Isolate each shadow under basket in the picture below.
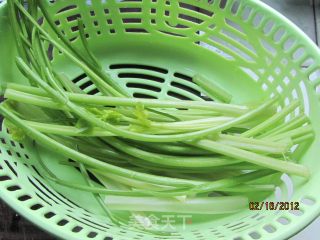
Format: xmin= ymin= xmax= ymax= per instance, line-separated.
xmin=0 ymin=0 xmax=320 ymax=240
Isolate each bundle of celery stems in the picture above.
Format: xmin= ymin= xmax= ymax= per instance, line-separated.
xmin=0 ymin=0 xmax=314 ymax=233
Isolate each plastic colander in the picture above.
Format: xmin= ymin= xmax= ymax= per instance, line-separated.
xmin=0 ymin=0 xmax=320 ymax=239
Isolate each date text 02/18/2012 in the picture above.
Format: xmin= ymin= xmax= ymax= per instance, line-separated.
xmin=249 ymin=202 xmax=300 ymax=211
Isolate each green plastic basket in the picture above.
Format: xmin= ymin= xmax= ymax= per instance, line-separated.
xmin=0 ymin=0 xmax=320 ymax=239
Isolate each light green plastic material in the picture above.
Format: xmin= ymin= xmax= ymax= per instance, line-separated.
xmin=0 ymin=0 xmax=320 ymax=239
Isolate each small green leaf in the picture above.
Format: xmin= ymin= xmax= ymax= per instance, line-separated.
xmin=88 ymin=108 xmax=122 ymax=124
xmin=134 ymin=103 xmax=151 ymax=127
xmin=5 ymin=120 xmax=26 ymax=141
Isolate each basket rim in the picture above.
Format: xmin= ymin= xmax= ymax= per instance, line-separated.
xmin=0 ymin=2 xmax=82 ymax=239
xmin=248 ymin=2 xmax=320 ymax=238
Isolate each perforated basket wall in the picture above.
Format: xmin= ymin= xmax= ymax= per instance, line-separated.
xmin=1 ymin=0 xmax=320 ymax=239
